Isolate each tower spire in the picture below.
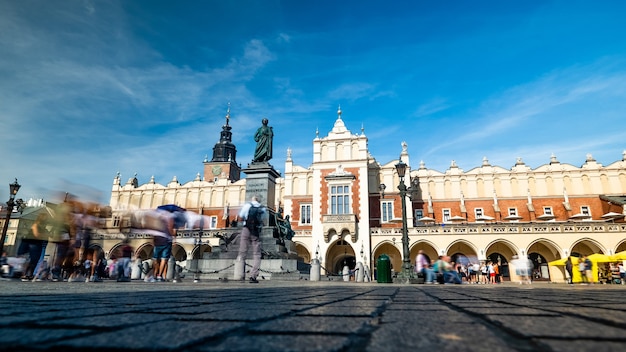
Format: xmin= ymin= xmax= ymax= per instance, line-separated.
xmin=225 ymin=102 xmax=231 ymax=126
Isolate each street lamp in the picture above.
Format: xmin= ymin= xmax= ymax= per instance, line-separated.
xmin=394 ymin=160 xmax=415 ymax=283
xmin=0 ymin=179 xmax=21 ymax=255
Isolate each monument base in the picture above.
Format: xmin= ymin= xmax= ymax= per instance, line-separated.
xmin=188 ymin=258 xmax=309 ymax=281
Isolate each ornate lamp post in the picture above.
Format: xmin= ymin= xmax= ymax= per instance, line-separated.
xmin=394 ymin=160 xmax=416 ymax=283
xmin=0 ymin=179 xmax=21 ymax=255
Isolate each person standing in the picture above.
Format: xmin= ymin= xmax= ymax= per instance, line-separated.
xmin=472 ymin=262 xmax=480 ymax=284
xmin=237 ymin=196 xmax=265 ymax=283
xmin=493 ymin=262 xmax=501 ymax=284
xmin=480 ymin=262 xmax=488 ymax=284
xmin=584 ymin=255 xmax=594 ymax=284
xmin=565 ymin=257 xmax=573 ymax=284
xmin=488 ymin=261 xmax=496 ymax=284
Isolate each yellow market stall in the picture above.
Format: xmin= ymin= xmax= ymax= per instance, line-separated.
xmin=548 ymin=254 xmax=613 ymax=283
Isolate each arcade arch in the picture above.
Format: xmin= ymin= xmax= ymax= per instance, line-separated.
xmin=372 ymin=241 xmax=401 ymax=276
xmin=191 ymin=244 xmax=212 ymax=260
xmin=326 ymin=239 xmax=356 ymax=275
xmin=136 ymin=243 xmax=154 ymax=261
xmin=526 ymin=239 xmax=562 ymax=281
xmin=409 ymin=240 xmax=438 ymax=266
xmin=484 ymin=240 xmax=517 ymax=280
xmin=571 ymin=238 xmax=607 ymax=257
xmin=294 ymin=242 xmax=311 ymax=263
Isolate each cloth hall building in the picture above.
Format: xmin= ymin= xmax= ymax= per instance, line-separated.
xmin=103 ymin=108 xmax=626 ymax=283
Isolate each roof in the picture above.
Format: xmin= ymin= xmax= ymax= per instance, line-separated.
xmin=599 ymin=195 xmax=626 ymax=205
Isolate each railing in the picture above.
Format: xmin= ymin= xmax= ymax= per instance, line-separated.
xmin=370 ymin=222 xmax=626 ymax=236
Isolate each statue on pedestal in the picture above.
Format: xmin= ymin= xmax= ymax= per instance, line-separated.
xmin=253 ymin=118 xmax=273 ymax=163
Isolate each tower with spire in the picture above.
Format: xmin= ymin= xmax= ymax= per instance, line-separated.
xmin=204 ymin=104 xmax=241 ymax=182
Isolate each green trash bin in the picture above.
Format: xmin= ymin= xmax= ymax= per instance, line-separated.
xmin=376 ymin=254 xmax=392 ymax=283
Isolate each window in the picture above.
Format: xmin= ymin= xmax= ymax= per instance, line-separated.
xmin=415 ymin=209 xmax=424 ymax=220
xmin=330 ymin=185 xmax=350 ymax=214
xmin=581 ymin=206 xmax=590 ymax=216
xmin=300 ymin=204 xmax=312 ymax=224
xmin=113 ymin=216 xmax=121 ymax=227
xmin=474 ymin=208 xmax=484 ymax=218
xmin=210 ymin=216 xmax=218 ymax=229
xmin=508 ymin=208 xmax=518 ymax=217
xmin=543 ymin=207 xmax=553 ymax=216
xmin=381 ymin=201 xmax=393 ymax=222
xmin=442 ymin=209 xmax=451 ymax=222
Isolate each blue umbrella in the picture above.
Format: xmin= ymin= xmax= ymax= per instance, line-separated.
xmin=157 ymin=204 xmax=187 ymax=228
xmin=157 ymin=204 xmax=186 ymax=213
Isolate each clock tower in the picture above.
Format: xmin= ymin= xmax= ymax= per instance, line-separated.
xmin=203 ymin=105 xmax=241 ymax=182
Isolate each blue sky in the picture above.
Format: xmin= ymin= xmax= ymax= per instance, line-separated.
xmin=2 ymin=1 xmax=626 ymax=205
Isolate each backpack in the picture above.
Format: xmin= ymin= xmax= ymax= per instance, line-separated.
xmin=245 ymin=204 xmax=264 ymax=236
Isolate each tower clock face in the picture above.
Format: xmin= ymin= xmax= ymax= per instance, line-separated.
xmin=212 ymin=165 xmax=222 ymax=176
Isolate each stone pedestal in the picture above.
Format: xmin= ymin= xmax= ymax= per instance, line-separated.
xmin=242 ymin=162 xmax=280 ymax=211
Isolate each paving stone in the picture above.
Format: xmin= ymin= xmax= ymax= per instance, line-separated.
xmin=366 ymin=311 xmax=514 ymax=352
xmin=200 ymin=334 xmax=352 ymax=352
xmin=460 ymin=307 xmax=560 ymax=316
xmin=297 ymin=306 xmax=379 ymax=317
xmin=49 ymin=320 xmax=244 ymax=350
xmin=538 ymin=338 xmax=626 ymax=352
xmin=251 ymin=316 xmax=371 ymax=334
xmin=541 ymin=306 xmax=626 ymax=325
xmin=486 ymin=315 xmax=626 ymax=338
xmin=188 ymin=307 xmax=295 ymax=321
xmin=40 ymin=312 xmax=170 ymax=328
xmin=0 ymin=327 xmax=92 ymax=347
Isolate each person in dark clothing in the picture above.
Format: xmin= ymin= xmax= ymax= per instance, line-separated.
xmin=565 ymin=257 xmax=573 ymax=284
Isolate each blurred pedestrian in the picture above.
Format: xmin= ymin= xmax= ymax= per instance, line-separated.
xmin=116 ymin=239 xmax=133 ymax=282
xmin=19 ymin=213 xmax=49 ymax=281
xmin=414 ymin=250 xmax=433 ymax=283
xmin=565 ymin=257 xmax=573 ymax=284
xmin=487 ymin=261 xmax=495 ymax=284
xmin=472 ymin=262 xmax=480 ymax=284
xmin=480 ymin=262 xmax=488 ymax=284
xmin=237 ymin=195 xmax=265 ymax=283
xmin=584 ymin=255 xmax=594 ymax=284
xmin=50 ymin=202 xmax=74 ymax=281
xmin=578 ymin=257 xmax=588 ymax=284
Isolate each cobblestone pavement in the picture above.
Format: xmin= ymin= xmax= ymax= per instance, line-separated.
xmin=1 ymin=279 xmax=625 ymax=351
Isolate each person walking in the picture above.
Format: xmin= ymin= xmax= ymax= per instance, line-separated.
xmin=19 ymin=212 xmax=49 ymax=281
xmin=414 ymin=250 xmax=433 ymax=283
xmin=237 ymin=196 xmax=265 ymax=283
xmin=578 ymin=257 xmax=588 ymax=284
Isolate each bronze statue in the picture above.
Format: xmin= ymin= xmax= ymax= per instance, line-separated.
xmin=253 ymin=118 xmax=273 ymax=162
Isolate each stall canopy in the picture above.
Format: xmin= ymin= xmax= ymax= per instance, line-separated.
xmin=548 ymin=254 xmax=614 ymax=284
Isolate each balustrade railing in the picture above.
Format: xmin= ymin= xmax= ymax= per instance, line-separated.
xmin=370 ymin=222 xmax=626 ymax=236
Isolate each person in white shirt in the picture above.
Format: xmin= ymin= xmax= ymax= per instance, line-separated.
xmin=414 ymin=250 xmax=434 ymax=283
